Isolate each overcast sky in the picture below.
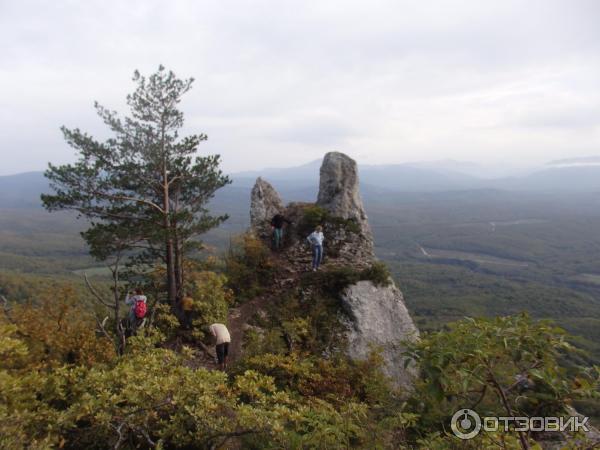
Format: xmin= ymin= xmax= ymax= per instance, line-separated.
xmin=1 ymin=0 xmax=599 ymax=175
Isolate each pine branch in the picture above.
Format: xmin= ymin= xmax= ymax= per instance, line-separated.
xmin=84 ymin=273 xmax=114 ymax=308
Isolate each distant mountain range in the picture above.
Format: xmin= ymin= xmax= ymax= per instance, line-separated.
xmin=2 ymin=158 xmax=600 ymax=210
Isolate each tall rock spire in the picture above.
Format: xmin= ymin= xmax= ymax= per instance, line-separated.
xmin=316 ymin=151 xmax=372 ymax=239
xmin=314 ymin=151 xmax=375 ymax=264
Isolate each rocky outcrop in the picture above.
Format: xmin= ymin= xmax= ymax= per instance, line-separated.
xmin=315 ymin=152 xmax=375 ymax=265
xmin=250 ymin=177 xmax=284 ymax=239
xmin=341 ymin=281 xmax=419 ymax=388
xmin=249 ymin=152 xmax=418 ymax=389
xmin=317 ymin=151 xmax=372 ymax=240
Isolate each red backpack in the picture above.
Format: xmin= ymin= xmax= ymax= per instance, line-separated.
xmin=134 ymin=299 xmax=147 ymax=319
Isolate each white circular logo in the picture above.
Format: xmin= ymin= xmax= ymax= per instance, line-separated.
xmin=451 ymin=409 xmax=482 ymax=440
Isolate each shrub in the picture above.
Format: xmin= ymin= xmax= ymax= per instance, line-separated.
xmin=151 ymin=302 xmax=180 ymax=340
xmin=302 ymin=262 xmax=392 ymax=297
xmin=404 ymin=314 xmax=600 ymax=444
xmin=225 ymin=233 xmax=275 ymax=302
xmin=1 ymin=287 xmax=115 ymax=369
xmin=298 ymin=205 xmax=361 ymax=237
xmin=360 ymin=261 xmax=392 ymax=287
xmin=187 ymin=270 xmax=233 ymax=339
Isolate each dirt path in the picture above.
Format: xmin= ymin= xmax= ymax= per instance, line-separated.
xmin=227 ymin=295 xmax=269 ymax=363
xmin=225 ymin=250 xmax=308 ymax=364
xmin=180 ymin=248 xmax=309 ymax=369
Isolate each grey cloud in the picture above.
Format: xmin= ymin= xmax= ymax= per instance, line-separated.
xmin=1 ymin=0 xmax=600 ymax=174
xmin=513 ymin=106 xmax=600 ymax=129
xmin=268 ymin=113 xmax=357 ymax=146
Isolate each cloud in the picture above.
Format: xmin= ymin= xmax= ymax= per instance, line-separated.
xmin=1 ymin=0 xmax=600 ymax=174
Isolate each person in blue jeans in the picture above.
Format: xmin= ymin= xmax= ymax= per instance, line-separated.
xmin=307 ymin=225 xmax=325 ymax=271
xmin=270 ymin=213 xmax=292 ymax=250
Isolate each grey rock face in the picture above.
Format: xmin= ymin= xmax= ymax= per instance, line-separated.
xmin=317 ymin=152 xmax=372 ymax=239
xmin=341 ymin=280 xmax=419 ymax=390
xmin=250 ymin=177 xmax=284 ymax=238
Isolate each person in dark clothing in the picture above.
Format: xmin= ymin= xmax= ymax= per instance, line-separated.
xmin=270 ymin=213 xmax=292 ymax=249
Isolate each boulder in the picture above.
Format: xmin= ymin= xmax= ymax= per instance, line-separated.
xmin=341 ymin=280 xmax=419 ymax=390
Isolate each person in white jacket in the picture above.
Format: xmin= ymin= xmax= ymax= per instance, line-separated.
xmin=209 ymin=323 xmax=231 ymax=370
xmin=306 ymin=225 xmax=325 ymax=271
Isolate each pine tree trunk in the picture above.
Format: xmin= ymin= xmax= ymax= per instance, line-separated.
xmin=165 ymin=234 xmax=177 ymax=306
xmin=174 ymin=238 xmax=183 ymax=295
xmin=163 ymin=159 xmax=177 ymax=307
xmin=173 ymin=201 xmax=183 ymax=298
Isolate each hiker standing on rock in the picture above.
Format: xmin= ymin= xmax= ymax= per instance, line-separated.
xmin=307 ymin=225 xmax=325 ymax=271
xmin=209 ymin=323 xmax=231 ymax=370
xmin=270 ymin=213 xmax=292 ymax=250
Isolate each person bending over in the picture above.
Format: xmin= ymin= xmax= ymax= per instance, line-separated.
xmin=209 ymin=323 xmax=231 ymax=370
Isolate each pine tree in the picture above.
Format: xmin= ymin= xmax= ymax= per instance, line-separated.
xmin=42 ymin=66 xmax=231 ymax=307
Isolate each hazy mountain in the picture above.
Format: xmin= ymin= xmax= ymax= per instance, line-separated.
xmin=491 ymin=166 xmax=600 ymax=192
xmin=398 ymin=159 xmax=523 ymax=179
xmin=3 ymin=158 xmax=600 ymax=211
xmin=236 ymin=159 xmax=484 ymax=192
xmin=360 ymin=164 xmax=482 ymax=191
xmin=0 ymin=172 xmax=49 ymax=208
xmin=232 ymin=159 xmax=321 ymax=185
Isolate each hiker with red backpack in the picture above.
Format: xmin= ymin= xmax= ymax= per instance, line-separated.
xmin=125 ymin=288 xmax=147 ymax=333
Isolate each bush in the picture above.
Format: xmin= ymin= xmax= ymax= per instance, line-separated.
xmin=302 ymin=262 xmax=392 ymax=297
xmin=297 ymin=205 xmax=361 ymax=237
xmin=1 ymin=287 xmax=115 ymax=369
xmin=187 ymin=270 xmax=233 ymax=338
xmin=359 ymin=261 xmax=392 ymax=286
xmin=0 ymin=327 xmax=405 ymax=450
xmin=404 ymin=314 xmax=600 ymax=442
xmin=225 ymin=233 xmax=275 ymax=302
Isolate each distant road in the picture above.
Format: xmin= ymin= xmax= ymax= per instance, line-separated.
xmin=418 ymin=245 xmax=529 ymax=268
xmin=418 ymin=245 xmax=431 ymax=257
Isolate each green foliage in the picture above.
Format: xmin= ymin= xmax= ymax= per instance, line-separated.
xmin=239 ymin=351 xmax=393 ymax=405
xmin=225 ymin=233 xmax=275 ymax=302
xmin=0 ymin=326 xmax=409 ymax=450
xmin=404 ymin=314 xmax=600 ymax=444
xmin=1 ymin=287 xmax=115 ymax=369
xmin=298 ymin=205 xmax=328 ymax=235
xmin=301 ymin=262 xmax=391 ymax=297
xmin=2 ymin=281 xmax=598 ymax=448
xmin=298 ymin=204 xmax=361 ymax=237
xmin=236 ymin=351 xmax=415 ymax=449
xmin=359 ymin=261 xmax=392 ymax=286
xmin=187 ymin=270 xmax=233 ymax=339
xmin=151 ymin=302 xmax=180 ymax=340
